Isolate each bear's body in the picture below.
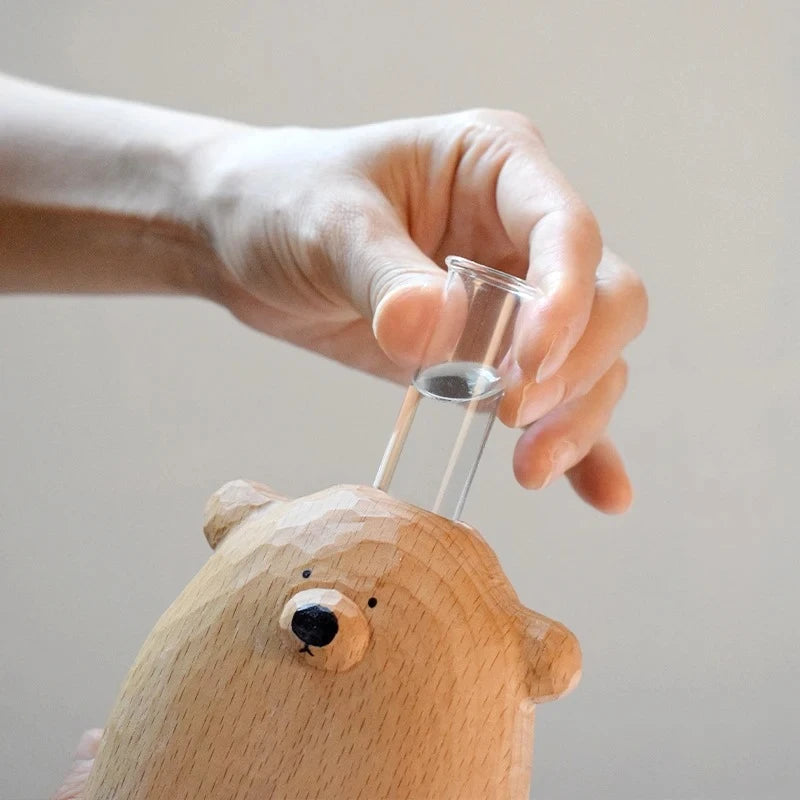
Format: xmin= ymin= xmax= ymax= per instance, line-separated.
xmin=84 ymin=482 xmax=580 ymax=800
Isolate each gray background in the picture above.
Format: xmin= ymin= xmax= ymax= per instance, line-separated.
xmin=1 ymin=1 xmax=797 ymax=798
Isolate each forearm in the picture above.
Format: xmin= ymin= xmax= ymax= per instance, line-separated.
xmin=0 ymin=74 xmax=225 ymax=295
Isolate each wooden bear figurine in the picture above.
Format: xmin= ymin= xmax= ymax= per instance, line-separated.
xmin=83 ymin=480 xmax=581 ymax=800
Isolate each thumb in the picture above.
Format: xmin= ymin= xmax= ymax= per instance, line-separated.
xmin=370 ymin=240 xmax=446 ymax=369
xmin=326 ymin=183 xmax=446 ymax=368
xmin=53 ymin=729 xmax=102 ymax=800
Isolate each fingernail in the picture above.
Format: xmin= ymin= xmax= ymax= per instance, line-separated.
xmin=536 ymin=326 xmax=571 ymax=383
xmin=541 ymin=440 xmax=577 ymax=488
xmin=515 ymin=376 xmax=567 ymax=428
xmin=372 ymin=279 xmax=442 ymax=368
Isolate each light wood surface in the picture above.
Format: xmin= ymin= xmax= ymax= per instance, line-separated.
xmin=83 ymin=481 xmax=581 ymax=800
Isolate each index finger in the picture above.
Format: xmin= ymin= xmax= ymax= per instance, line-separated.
xmin=494 ymin=125 xmax=602 ymax=382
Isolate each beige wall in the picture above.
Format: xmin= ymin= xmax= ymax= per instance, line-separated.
xmin=1 ymin=1 xmax=797 ymax=798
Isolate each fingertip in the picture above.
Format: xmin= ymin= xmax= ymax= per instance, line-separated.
xmin=592 ymin=474 xmax=633 ymax=515
xmin=512 ymin=424 xmax=553 ymax=489
xmin=512 ymin=432 xmax=538 ymax=489
xmin=608 ymin=483 xmax=633 ymax=514
xmin=372 ymin=277 xmax=445 ymax=368
xmin=566 ymin=439 xmax=633 ymax=514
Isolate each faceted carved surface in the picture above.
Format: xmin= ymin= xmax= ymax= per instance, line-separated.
xmin=84 ymin=482 xmax=581 ymax=800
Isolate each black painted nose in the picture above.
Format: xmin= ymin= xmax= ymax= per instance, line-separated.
xmin=291 ymin=604 xmax=339 ymax=648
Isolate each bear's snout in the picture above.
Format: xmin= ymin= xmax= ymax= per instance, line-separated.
xmin=291 ymin=604 xmax=339 ymax=648
xmin=279 ymin=587 xmax=371 ymax=672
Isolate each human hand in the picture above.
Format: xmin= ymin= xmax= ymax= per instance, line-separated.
xmin=194 ymin=110 xmax=647 ymax=511
xmin=52 ymin=729 xmax=101 ymax=800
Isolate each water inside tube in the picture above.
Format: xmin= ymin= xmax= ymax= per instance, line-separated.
xmin=386 ymin=361 xmax=503 ymax=518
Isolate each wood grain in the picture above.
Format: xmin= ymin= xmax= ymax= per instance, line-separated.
xmin=84 ymin=482 xmax=581 ymax=800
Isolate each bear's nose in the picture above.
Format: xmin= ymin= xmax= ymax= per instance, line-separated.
xmin=280 ymin=588 xmax=370 ymax=671
xmin=291 ymin=604 xmax=339 ymax=647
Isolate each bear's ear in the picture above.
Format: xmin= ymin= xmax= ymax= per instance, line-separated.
xmin=521 ymin=611 xmax=582 ymax=703
xmin=203 ymin=479 xmax=288 ymax=549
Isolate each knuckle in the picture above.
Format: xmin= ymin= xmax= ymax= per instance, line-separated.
xmin=634 ymin=277 xmax=649 ymax=330
xmin=461 ymin=108 xmax=545 ymax=146
xmin=619 ymin=272 xmax=649 ymax=334
xmin=537 ymin=207 xmax=603 ymax=279
xmin=573 ymin=204 xmax=601 ymax=234
xmin=611 ymin=358 xmax=629 ymax=393
xmin=569 ymin=207 xmax=603 ymax=260
xmin=600 ymin=255 xmax=648 ymax=335
xmin=499 ymin=110 xmax=543 ymax=140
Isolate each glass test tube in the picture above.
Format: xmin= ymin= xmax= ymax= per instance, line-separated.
xmin=374 ymin=256 xmax=539 ymax=520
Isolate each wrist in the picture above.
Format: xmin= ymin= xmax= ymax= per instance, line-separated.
xmin=0 ymin=75 xmax=230 ymax=296
xmin=136 ymin=108 xmax=238 ymax=301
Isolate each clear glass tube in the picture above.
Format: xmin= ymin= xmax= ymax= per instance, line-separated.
xmin=374 ymin=256 xmax=539 ymax=520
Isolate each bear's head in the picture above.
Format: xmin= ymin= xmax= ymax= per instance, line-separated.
xmin=87 ymin=480 xmax=581 ymax=800
xmin=204 ymin=480 xmax=581 ymax=693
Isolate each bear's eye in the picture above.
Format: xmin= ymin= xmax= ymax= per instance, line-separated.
xmin=367 ymin=597 xmax=378 ymax=608
xmin=302 ymin=569 xmax=312 ymax=579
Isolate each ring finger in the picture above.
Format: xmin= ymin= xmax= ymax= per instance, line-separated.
xmin=512 ymin=358 xmax=629 ymax=495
